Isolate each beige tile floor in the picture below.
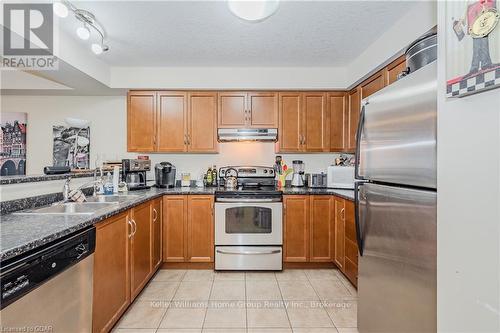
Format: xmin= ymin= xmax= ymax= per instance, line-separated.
xmin=113 ymin=269 xmax=358 ymax=333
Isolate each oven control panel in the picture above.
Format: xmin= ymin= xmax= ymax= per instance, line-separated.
xmin=219 ymin=166 xmax=274 ymax=178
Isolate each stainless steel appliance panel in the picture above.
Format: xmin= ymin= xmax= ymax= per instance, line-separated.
xmin=357 ymin=61 xmax=437 ymax=189
xmin=0 ymin=255 xmax=94 ymax=332
xmin=215 ymin=201 xmax=282 ymax=246
xmin=357 ymin=182 xmax=436 ymax=333
xmin=215 ymin=246 xmax=282 ymax=270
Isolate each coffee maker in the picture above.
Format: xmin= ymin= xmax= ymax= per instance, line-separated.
xmin=155 ymin=162 xmax=176 ymax=188
xmin=122 ymin=159 xmax=151 ymax=190
xmin=291 ymin=160 xmax=305 ymax=187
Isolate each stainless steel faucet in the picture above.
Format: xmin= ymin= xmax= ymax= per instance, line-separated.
xmin=62 ymin=177 xmax=72 ymax=202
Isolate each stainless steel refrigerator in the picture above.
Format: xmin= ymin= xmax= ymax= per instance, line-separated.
xmin=355 ymin=61 xmax=437 ymax=333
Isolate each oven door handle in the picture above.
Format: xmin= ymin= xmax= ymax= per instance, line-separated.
xmin=216 ymin=198 xmax=281 ymax=203
xmin=216 ymin=249 xmax=281 ymax=255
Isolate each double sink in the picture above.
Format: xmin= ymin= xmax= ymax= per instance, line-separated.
xmin=14 ymin=195 xmax=140 ymax=216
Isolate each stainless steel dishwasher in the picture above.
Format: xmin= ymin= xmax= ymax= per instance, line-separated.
xmin=0 ymin=227 xmax=95 ymax=332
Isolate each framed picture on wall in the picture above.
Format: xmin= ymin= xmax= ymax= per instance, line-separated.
xmin=0 ymin=112 xmax=27 ymax=176
xmin=446 ymin=0 xmax=500 ymax=98
xmin=53 ymin=125 xmax=90 ymax=170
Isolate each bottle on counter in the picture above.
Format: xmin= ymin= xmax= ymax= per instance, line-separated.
xmin=206 ymin=167 xmax=213 ymax=186
xmin=104 ymin=172 xmax=114 ymax=195
xmin=212 ymin=165 xmax=218 ymax=187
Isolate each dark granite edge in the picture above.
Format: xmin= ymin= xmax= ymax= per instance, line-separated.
xmin=0 ymin=171 xmax=94 ymax=185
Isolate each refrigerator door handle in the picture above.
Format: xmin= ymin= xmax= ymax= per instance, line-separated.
xmin=354 ymin=104 xmax=366 ymax=181
xmin=354 ymin=181 xmax=365 ymax=256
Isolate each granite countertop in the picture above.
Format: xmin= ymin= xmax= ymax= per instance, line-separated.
xmin=0 ymin=186 xmax=353 ymax=262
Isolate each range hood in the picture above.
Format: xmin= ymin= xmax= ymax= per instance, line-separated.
xmin=217 ymin=128 xmax=278 ymax=142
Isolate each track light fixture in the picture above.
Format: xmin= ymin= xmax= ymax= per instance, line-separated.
xmin=53 ymin=0 xmax=110 ymax=55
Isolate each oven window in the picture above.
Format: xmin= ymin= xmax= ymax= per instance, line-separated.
xmin=225 ymin=206 xmax=272 ymax=234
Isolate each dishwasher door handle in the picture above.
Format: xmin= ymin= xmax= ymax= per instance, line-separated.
xmin=216 ymin=249 xmax=281 ymax=255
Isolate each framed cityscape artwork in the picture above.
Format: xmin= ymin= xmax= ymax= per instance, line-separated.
xmin=0 ymin=112 xmax=27 ymax=176
xmin=53 ymin=125 xmax=90 ymax=170
xmin=446 ymin=0 xmax=500 ymax=97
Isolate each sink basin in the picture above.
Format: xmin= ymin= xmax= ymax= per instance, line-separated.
xmin=85 ymin=195 xmax=140 ymax=203
xmin=14 ymin=202 xmax=117 ymax=215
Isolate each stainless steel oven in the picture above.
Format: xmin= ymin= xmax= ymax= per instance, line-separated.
xmin=214 ymin=166 xmax=283 ymax=270
xmin=215 ymin=197 xmax=282 ymax=246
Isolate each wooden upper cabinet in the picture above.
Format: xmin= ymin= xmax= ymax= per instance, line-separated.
xmin=218 ymin=92 xmax=247 ymax=128
xmin=329 ymin=92 xmax=346 ymax=152
xmin=93 ymin=212 xmax=130 ymax=333
xmin=310 ymin=196 xmax=334 ymax=262
xmin=188 ymin=92 xmax=218 ymax=153
xmin=333 ymin=197 xmax=345 ymax=269
xmin=186 ymin=195 xmax=214 ymax=262
xmin=361 ymin=71 xmax=386 ymax=99
xmin=303 ymin=92 xmax=329 ymax=152
xmin=127 ymin=91 xmax=156 ymax=152
xmin=151 ymin=198 xmax=162 ymax=271
xmin=130 ymin=201 xmax=153 ymax=300
xmin=346 ymin=87 xmax=361 ymax=152
xmin=386 ymin=55 xmax=407 ymax=86
xmin=163 ymin=196 xmax=187 ymax=262
xmin=283 ymin=195 xmax=310 ymax=262
xmin=248 ymin=92 xmax=278 ymax=127
xmin=157 ymin=92 xmax=187 ymax=152
xmin=278 ymin=92 xmax=302 ymax=152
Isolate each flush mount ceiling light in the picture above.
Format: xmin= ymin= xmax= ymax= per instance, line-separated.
xmin=228 ymin=0 xmax=280 ymax=22
xmin=53 ymin=0 xmax=110 ymax=55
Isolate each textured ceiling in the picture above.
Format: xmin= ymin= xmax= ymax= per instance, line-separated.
xmin=61 ymin=1 xmax=417 ymax=67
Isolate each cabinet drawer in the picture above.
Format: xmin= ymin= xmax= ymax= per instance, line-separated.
xmin=345 ymin=238 xmax=358 ymax=265
xmin=344 ymin=257 xmax=358 ymax=287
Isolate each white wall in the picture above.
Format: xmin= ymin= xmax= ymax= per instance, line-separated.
xmin=347 ymin=1 xmax=437 ymax=87
xmin=110 ymin=66 xmax=349 ymax=90
xmin=437 ymin=2 xmax=500 ymax=332
xmin=1 ymin=95 xmax=340 ymax=180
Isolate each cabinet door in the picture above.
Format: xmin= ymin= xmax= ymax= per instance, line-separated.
xmin=334 ymin=197 xmax=345 ymax=269
xmin=361 ymin=71 xmax=386 ymax=99
xmin=157 ymin=91 xmax=188 ymax=152
xmin=130 ymin=201 xmax=153 ymax=300
xmin=152 ymin=198 xmax=162 ymax=271
xmin=93 ymin=212 xmax=130 ymax=333
xmin=163 ymin=196 xmax=187 ymax=262
xmin=278 ymin=93 xmax=302 ymax=152
xmin=328 ymin=92 xmax=346 ymax=152
xmin=187 ymin=195 xmax=214 ymax=262
xmin=310 ymin=196 xmax=334 ymax=262
xmin=188 ymin=92 xmax=218 ymax=153
xmin=346 ymin=87 xmax=361 ymax=152
xmin=283 ymin=195 xmax=310 ymax=262
xmin=127 ymin=91 xmax=156 ymax=152
xmin=218 ymin=92 xmax=247 ymax=128
xmin=303 ymin=92 xmax=329 ymax=152
xmin=248 ymin=92 xmax=278 ymax=128
xmin=386 ymin=55 xmax=407 ymax=85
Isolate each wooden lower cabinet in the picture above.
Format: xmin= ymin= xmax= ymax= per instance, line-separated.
xmin=309 ymin=196 xmax=334 ymax=262
xmin=284 ymin=195 xmax=358 ymax=287
xmin=152 ymin=197 xmax=162 ymax=271
xmin=130 ymin=201 xmax=153 ymax=300
xmin=333 ymin=197 xmax=345 ymax=269
xmin=93 ymin=212 xmax=131 ymax=333
xmin=163 ymin=195 xmax=214 ymax=263
xmin=93 ymin=198 xmax=161 ymax=333
xmin=283 ymin=195 xmax=310 ymax=262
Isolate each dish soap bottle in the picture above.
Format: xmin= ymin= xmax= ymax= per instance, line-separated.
xmin=104 ymin=172 xmax=114 ymax=195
